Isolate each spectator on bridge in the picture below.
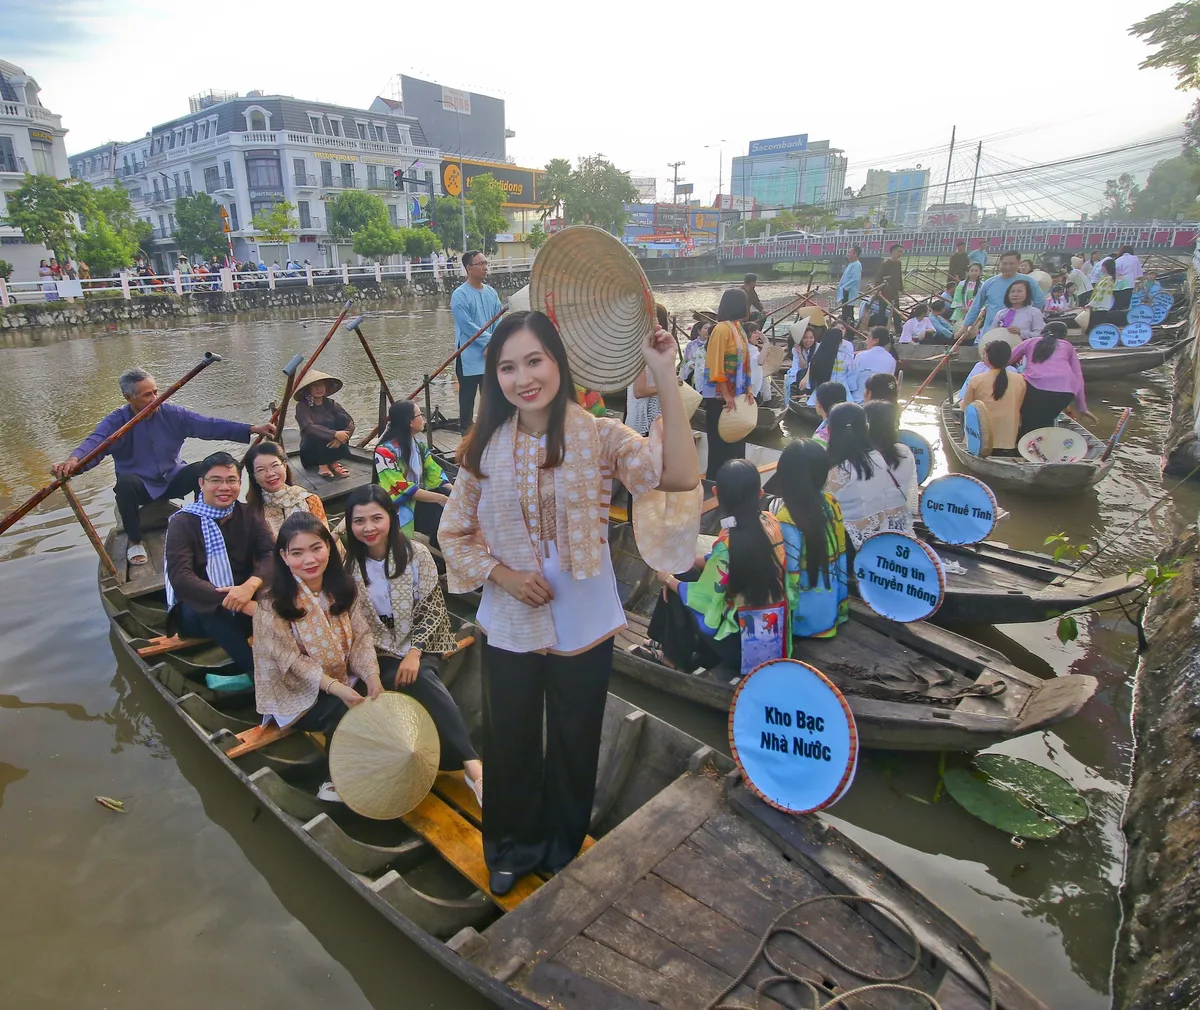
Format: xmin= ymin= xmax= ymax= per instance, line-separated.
xmin=1113 ymin=245 xmax=1143 ymax=310
xmin=874 ymin=244 xmax=905 ymax=336
xmin=836 ymin=246 xmax=862 ymax=327
xmin=955 ymin=250 xmax=1046 ymax=340
xmin=741 ymin=273 xmax=765 ymax=314
xmin=947 ymin=240 xmax=969 ymax=286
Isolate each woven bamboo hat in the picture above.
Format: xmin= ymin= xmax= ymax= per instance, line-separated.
xmin=678 ymin=379 xmax=702 ymax=419
xmin=718 ymin=396 xmax=758 ymax=442
xmin=759 ymin=344 xmax=788 ymax=376
xmin=328 ymin=693 xmax=440 ymax=819
xmin=796 ymin=306 xmax=827 ymax=328
xmin=508 ymin=284 xmax=531 ymax=311
xmin=293 ymin=370 xmax=344 ymax=401
xmin=530 ymin=226 xmax=655 ymax=393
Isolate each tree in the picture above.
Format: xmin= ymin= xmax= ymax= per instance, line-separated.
xmin=538 ymin=157 xmax=572 ymax=222
xmin=432 ymin=194 xmax=476 ymax=253
xmin=527 ymin=222 xmax=548 ymax=251
xmin=327 ymin=190 xmax=389 ymax=241
xmin=76 ymin=216 xmax=137 ymax=275
xmin=250 ymin=200 xmax=298 ymax=259
xmin=1130 ymin=2 xmax=1200 ymax=90
xmin=562 ymin=155 xmax=638 ymax=234
xmin=1131 ymin=155 xmax=1200 ymax=218
xmin=2 ymin=173 xmax=91 ymax=261
xmin=1101 ymin=173 xmax=1141 ymax=217
xmin=466 ymin=173 xmax=509 ymax=253
xmin=352 ymin=220 xmax=402 ymax=262
xmin=92 ymin=185 xmax=153 ymax=256
xmin=173 ymin=192 xmax=226 ymax=262
xmin=399 ymin=226 xmax=439 ymax=259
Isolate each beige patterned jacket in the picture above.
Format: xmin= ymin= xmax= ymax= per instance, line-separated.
xmin=350 ymin=540 xmax=459 ymax=658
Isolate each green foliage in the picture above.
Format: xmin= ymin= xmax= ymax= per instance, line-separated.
xmin=250 ymin=200 xmax=298 ymax=248
xmin=1131 ymin=155 xmax=1200 ymax=217
xmin=76 ymin=216 xmax=137 ymax=275
xmin=327 ymin=190 xmax=389 ymax=241
xmin=432 ymin=195 xmax=476 ymax=253
xmin=943 ymin=754 xmax=1089 ymax=841
xmin=352 ymin=219 xmax=402 ymax=262
xmin=561 ymin=154 xmax=638 ymax=234
xmin=3 ymin=173 xmax=92 ymax=260
xmin=942 ymin=768 xmax=1062 ymax=839
xmin=172 ymin=193 xmax=226 ymax=262
xmin=0 ymin=259 xmax=12 ymax=281
xmin=1129 ymin=1 xmax=1200 ymax=90
xmin=1130 ymin=559 xmax=1181 ymax=593
xmin=538 ymin=157 xmax=573 ymax=222
xmin=1043 ymin=532 xmax=1092 ymax=565
xmin=399 ymin=225 xmax=439 ymax=259
xmin=92 ymin=185 xmax=153 ymax=254
xmin=973 ymin=754 xmax=1090 ymax=825
xmin=467 ymin=173 xmax=509 ymax=254
xmin=1101 ymin=173 xmax=1141 ymax=218
xmin=527 ymin=222 xmax=548 ymax=251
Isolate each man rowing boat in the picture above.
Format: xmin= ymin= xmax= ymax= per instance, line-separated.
xmin=52 ymin=367 xmax=276 ymax=565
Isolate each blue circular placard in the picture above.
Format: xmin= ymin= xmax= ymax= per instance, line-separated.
xmin=963 ymin=403 xmax=986 ymax=456
xmin=919 ymin=474 xmax=998 ymax=545
xmin=729 ymin=658 xmax=858 ymax=814
xmin=1120 ymin=322 xmax=1152 ymax=347
xmin=1089 ymin=323 xmax=1120 ymax=349
xmin=853 ymin=532 xmax=946 ymax=622
xmin=898 ymin=429 xmax=934 ymax=484
xmin=1126 ymin=304 xmax=1153 ymax=325
xmin=1152 ymin=292 xmax=1174 ymax=324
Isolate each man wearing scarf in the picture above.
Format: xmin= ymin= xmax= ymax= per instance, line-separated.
xmin=164 ymin=452 xmax=275 ymax=676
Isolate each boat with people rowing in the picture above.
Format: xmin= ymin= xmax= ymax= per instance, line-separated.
xmin=96 ymin=467 xmax=1048 ymax=1010
xmin=895 ymin=335 xmax=1187 ymax=380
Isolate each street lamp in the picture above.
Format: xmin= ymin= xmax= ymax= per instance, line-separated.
xmin=704 ymin=141 xmax=726 ymax=205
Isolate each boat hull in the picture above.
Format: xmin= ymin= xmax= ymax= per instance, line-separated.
xmin=898 ymin=337 xmax=1185 ymax=380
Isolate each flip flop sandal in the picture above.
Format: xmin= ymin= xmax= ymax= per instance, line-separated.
xmin=127 ymin=544 xmax=149 ymax=565
xmin=331 ymin=463 xmax=351 ymax=478
xmin=631 ymin=643 xmax=667 ymax=664
xmin=318 ymin=469 xmax=338 ymax=480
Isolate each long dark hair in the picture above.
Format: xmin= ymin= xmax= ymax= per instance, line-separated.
xmin=864 ymin=372 xmax=899 ymax=402
xmin=775 ymin=440 xmax=834 ymax=588
xmin=1031 ymin=320 xmax=1068 ymax=365
xmin=807 ymin=327 xmax=846 ymax=388
xmin=458 ymin=310 xmax=578 ymax=479
xmin=984 ymin=339 xmax=1012 ymax=398
xmin=715 ymin=459 xmax=781 ymax=607
xmin=270 ymin=513 xmax=357 ymax=621
xmin=1003 ymin=279 xmax=1033 ymax=308
xmin=863 ymin=401 xmax=902 ymax=469
xmin=379 ymin=400 xmax=417 ymax=473
xmin=868 ymin=325 xmax=895 ymax=355
xmin=717 ymin=288 xmax=749 ymax=322
xmin=241 ymin=441 xmax=295 ymax=518
xmin=343 ymin=485 xmax=412 ymax=583
xmin=826 ymin=402 xmax=875 ymax=480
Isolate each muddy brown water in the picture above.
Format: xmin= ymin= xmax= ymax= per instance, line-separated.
xmin=1 ymin=281 xmax=1196 ymax=1008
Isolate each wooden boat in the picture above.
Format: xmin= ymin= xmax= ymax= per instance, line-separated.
xmin=896 ymin=336 xmax=1186 ymax=380
xmin=609 ymin=527 xmax=1096 ymax=752
xmin=97 ymin=514 xmax=1047 ymax=1009
xmin=939 ymin=399 xmax=1114 ymax=493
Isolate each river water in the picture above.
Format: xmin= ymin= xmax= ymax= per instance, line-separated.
xmin=1 ymin=281 xmax=1196 ymax=1009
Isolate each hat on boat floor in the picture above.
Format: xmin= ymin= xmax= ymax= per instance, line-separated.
xmin=329 ymin=693 xmax=440 ymax=820
xmin=530 ymin=226 xmax=655 ymax=393
xmin=293 ymin=369 xmax=344 ymax=401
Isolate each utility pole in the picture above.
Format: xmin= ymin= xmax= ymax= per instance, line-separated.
xmin=456 ymin=114 xmax=468 ymax=252
xmin=668 ymin=161 xmax=685 ymax=205
xmin=941 ymin=125 xmax=955 ymax=208
xmin=968 ymin=141 xmax=982 ymax=224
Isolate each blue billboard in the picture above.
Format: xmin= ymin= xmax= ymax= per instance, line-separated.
xmin=748 ymin=134 xmax=808 ymax=157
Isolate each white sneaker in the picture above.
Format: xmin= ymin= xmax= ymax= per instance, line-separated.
xmin=317 ymin=781 xmax=342 ymax=803
xmin=466 ymin=773 xmax=483 ymax=809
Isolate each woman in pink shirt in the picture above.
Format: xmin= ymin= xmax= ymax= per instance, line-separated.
xmin=1009 ymin=321 xmax=1097 ymax=434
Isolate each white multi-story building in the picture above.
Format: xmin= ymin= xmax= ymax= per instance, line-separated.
xmin=71 ymin=89 xmax=440 ymax=272
xmin=0 ymin=59 xmax=72 ymax=280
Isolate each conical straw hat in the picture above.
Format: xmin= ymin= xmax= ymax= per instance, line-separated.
xmin=508 ymin=284 xmax=531 ymax=311
xmin=293 ymin=369 xmax=344 ymax=401
xmin=759 ymin=344 xmax=788 ymax=376
xmin=329 ymin=693 xmax=440 ymax=820
xmin=678 ymin=380 xmax=702 ymax=420
xmin=530 ymin=226 xmax=654 ymax=393
xmin=718 ymin=396 xmax=758 ymax=442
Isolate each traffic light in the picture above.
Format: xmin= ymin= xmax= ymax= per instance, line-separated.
xmin=393 ymin=168 xmax=403 ymax=189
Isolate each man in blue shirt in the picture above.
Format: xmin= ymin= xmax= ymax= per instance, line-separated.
xmin=837 ymin=245 xmax=862 ymax=326
xmin=967 ymin=245 xmax=989 ymax=272
xmin=956 ymin=250 xmax=1046 ymax=339
xmin=450 ymin=250 xmax=504 ymax=431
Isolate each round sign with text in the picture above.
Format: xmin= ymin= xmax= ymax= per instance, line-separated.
xmin=919 ymin=474 xmax=998 ymax=545
xmin=963 ymin=402 xmax=991 ymax=457
xmin=854 ymin=531 xmax=946 ymax=622
xmin=899 ymin=429 xmax=934 ymax=484
xmin=1126 ymin=304 xmax=1153 ymax=325
xmin=1120 ymin=322 xmax=1152 ymax=347
xmin=1089 ymin=323 xmax=1120 ymax=350
xmin=1152 ymin=292 xmax=1174 ymax=324
xmin=729 ymin=658 xmax=858 ymax=815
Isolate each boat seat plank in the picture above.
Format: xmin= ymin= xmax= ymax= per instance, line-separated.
xmin=225 ymin=722 xmax=297 ymax=759
xmin=401 ymin=791 xmax=542 ymax=912
xmin=136 ymin=634 xmax=209 ymax=658
xmin=474 ymin=773 xmax=722 ymax=976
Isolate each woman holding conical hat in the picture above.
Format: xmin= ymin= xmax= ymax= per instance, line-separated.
xmin=439 ymin=309 xmax=699 ymax=896
xmin=294 ymin=370 xmax=356 ymax=479
xmin=701 ymin=288 xmax=755 ymax=479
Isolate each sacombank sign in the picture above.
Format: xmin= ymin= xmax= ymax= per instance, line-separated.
xmin=748 ymin=134 xmax=809 ymax=157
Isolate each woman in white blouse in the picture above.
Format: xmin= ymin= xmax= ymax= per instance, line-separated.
xmin=853 ymin=326 xmax=898 ymax=398
xmin=823 ymin=402 xmax=912 ymax=548
xmin=439 ymin=310 xmax=699 ymax=895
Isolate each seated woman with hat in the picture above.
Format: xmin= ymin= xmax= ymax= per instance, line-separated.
xmin=374 ymin=400 xmax=452 ymax=546
xmin=242 ymin=441 xmax=329 ymax=537
xmin=342 ymin=485 xmax=483 ymax=804
xmin=294 ymin=371 xmax=355 ymax=479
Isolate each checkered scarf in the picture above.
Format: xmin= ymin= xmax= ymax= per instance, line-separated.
xmin=165 ymin=500 xmax=236 ymax=609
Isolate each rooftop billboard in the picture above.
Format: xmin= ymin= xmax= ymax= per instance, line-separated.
xmin=748 ymin=134 xmax=808 ymax=158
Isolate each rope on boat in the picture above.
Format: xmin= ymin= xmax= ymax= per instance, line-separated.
xmin=704 ymin=892 xmax=996 ymax=1010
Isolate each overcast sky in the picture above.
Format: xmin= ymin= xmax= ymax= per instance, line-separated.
xmin=3 ymin=0 xmax=1193 ymax=217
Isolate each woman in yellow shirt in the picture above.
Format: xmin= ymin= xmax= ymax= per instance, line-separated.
xmin=962 ymin=339 xmax=1027 ymax=455
xmin=701 ymin=288 xmax=754 ymax=478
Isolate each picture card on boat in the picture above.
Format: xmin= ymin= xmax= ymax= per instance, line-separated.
xmin=853 ymin=531 xmax=946 ymax=622
xmin=1088 ymin=323 xmax=1120 ymax=350
xmin=728 ymin=658 xmax=858 ymax=814
xmin=919 ymin=474 xmax=998 ymax=545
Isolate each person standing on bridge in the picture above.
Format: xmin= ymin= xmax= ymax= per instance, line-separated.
xmin=451 ymin=250 xmax=503 ymax=432
xmin=947 ymin=239 xmax=970 ymax=286
xmin=874 ymin=244 xmax=905 ymax=337
xmin=955 ymin=250 xmax=1046 ymax=340
xmin=836 ymin=246 xmax=862 ymax=327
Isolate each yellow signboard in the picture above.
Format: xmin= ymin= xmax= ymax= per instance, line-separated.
xmin=312 ymin=151 xmax=346 ymax=160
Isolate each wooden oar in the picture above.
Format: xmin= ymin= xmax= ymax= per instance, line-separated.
xmin=260 ymin=300 xmax=352 ymax=437
xmin=345 ymin=315 xmax=395 ymax=404
xmin=0 ymin=352 xmax=222 ymax=537
xmin=901 ymin=330 xmax=976 ymax=410
xmin=253 ymin=352 xmax=305 ymax=448
xmin=355 ymin=306 xmax=507 ymax=448
xmin=1100 ymin=407 xmax=1133 ymax=461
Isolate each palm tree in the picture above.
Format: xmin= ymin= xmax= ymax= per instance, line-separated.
xmin=539 ymin=158 xmax=572 ymax=223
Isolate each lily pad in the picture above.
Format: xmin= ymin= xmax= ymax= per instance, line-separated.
xmin=973 ymin=754 xmax=1089 ymax=826
xmin=941 ymin=768 xmax=1062 ymax=840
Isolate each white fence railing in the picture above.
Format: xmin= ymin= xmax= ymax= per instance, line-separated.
xmin=0 ymin=257 xmax=535 ymax=307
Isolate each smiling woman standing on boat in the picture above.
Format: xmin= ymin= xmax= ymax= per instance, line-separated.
xmin=242 ymin=442 xmax=328 ymax=536
xmin=438 ymin=309 xmax=699 ymax=896
xmin=342 ymin=485 xmax=483 ymax=805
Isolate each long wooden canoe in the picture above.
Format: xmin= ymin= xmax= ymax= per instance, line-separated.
xmin=98 ymin=513 xmax=1048 ymax=1009
xmin=897 ymin=336 xmax=1186 ymax=380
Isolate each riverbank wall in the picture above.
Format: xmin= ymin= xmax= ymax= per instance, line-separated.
xmin=1115 ymin=527 xmax=1200 ymax=1008
xmin=1162 ymin=251 xmax=1200 ymax=478
xmin=0 ymin=271 xmax=530 ymax=335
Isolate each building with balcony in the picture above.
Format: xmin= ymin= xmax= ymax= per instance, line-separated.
xmin=0 ymin=59 xmax=71 ymax=280
xmin=730 ymin=136 xmax=846 ymax=211
xmin=69 ymin=89 xmax=440 ymax=272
